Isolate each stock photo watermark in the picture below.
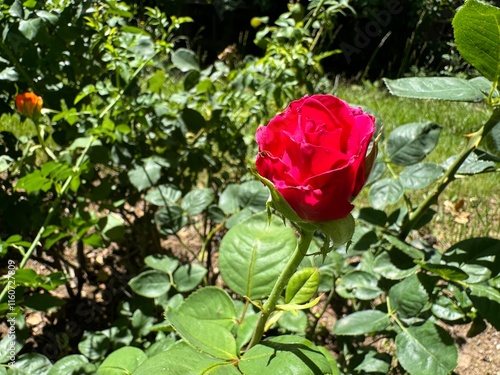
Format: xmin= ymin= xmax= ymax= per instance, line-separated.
xmin=5 ymin=260 xmax=17 ymax=366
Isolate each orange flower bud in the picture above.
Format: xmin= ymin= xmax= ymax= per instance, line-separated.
xmin=15 ymin=92 xmax=43 ymax=120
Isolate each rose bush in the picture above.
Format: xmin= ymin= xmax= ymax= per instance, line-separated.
xmin=256 ymin=94 xmax=376 ymax=222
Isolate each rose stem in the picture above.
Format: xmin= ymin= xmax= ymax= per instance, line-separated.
xmin=247 ymin=228 xmax=314 ymax=349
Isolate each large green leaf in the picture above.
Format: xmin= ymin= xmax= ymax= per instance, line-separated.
xmin=155 ymin=205 xmax=187 ymax=235
xmin=468 ymin=284 xmax=500 ymax=329
xmin=145 ymin=185 xmax=181 ymax=206
xmin=128 ymin=270 xmax=171 ymax=298
xmin=399 ymin=163 xmax=444 ymax=190
xmin=19 ymin=18 xmax=43 ymax=40
xmin=219 ymin=212 xmax=296 ymax=299
xmin=388 ymin=274 xmax=428 ymax=319
xmin=333 ymin=310 xmax=390 ymax=336
xmin=239 ymin=335 xmax=337 ymax=375
xmin=166 ymin=309 xmax=237 ymax=360
xmin=386 ymin=122 xmax=441 ymax=166
xmin=48 ymin=355 xmax=90 ymax=375
xmin=144 ymin=254 xmax=179 ymax=274
xmin=128 ymin=158 xmax=162 ymax=192
xmin=172 ymin=263 xmax=207 ymax=292
xmin=174 ymin=287 xmax=237 ymax=331
xmin=442 ymin=238 xmax=500 ymax=284
xmin=336 ymin=271 xmax=382 ymax=300
xmin=97 ymin=347 xmax=148 ymax=375
xmin=384 ymin=77 xmax=487 ymax=102
xmin=368 ymin=178 xmax=404 ymax=210
xmin=181 ymin=188 xmax=214 ymax=216
xmin=396 ymin=322 xmax=457 ymax=375
xmin=171 ymin=48 xmax=200 ymax=72
xmin=78 ymin=331 xmax=110 ymax=360
xmin=453 ymin=0 xmax=500 ymax=83
xmin=133 ymin=342 xmax=230 ymax=375
xmin=8 ymin=353 xmax=52 ymax=375
xmin=443 ymin=152 xmax=496 ymax=175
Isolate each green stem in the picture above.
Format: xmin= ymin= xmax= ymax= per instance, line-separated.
xmin=34 ymin=120 xmax=57 ymax=161
xmin=308 ymin=286 xmax=335 ymax=340
xmin=399 ymin=108 xmax=500 ymax=239
xmin=247 ymin=229 xmax=314 ymax=349
xmin=304 ymin=0 xmax=326 ymax=31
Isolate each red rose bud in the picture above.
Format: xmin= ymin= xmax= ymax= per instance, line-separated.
xmin=255 ymin=94 xmax=376 ymax=223
xmin=15 ymin=92 xmax=43 ymax=120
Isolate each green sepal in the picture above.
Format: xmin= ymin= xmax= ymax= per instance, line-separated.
xmin=250 ymin=168 xmax=356 ymax=248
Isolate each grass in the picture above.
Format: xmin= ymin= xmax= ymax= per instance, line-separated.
xmin=335 ymin=81 xmax=499 ymax=199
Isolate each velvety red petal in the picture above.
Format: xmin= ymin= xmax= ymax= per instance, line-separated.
xmin=277 ymin=181 xmax=354 ymax=222
xmin=256 ymin=98 xmax=308 ymax=157
xmin=347 ymin=112 xmax=376 ymax=196
xmin=256 ymin=152 xmax=299 ymax=187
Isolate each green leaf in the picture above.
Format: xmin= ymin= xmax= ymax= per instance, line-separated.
xmin=384 ymin=77 xmax=487 ymax=102
xmin=155 ymin=205 xmax=187 ymax=235
xmin=172 ymin=263 xmax=207 ymax=292
xmin=145 ymin=185 xmax=182 ymax=206
xmin=172 ymin=287 xmax=237 ymax=331
xmin=236 ymin=313 xmax=260 ymax=350
xmin=0 ymin=67 xmax=19 ymax=81
xmin=387 ymin=122 xmax=441 ymax=166
xmin=181 ymin=188 xmax=214 ymax=216
xmin=369 ymin=178 xmax=404 ymax=210
xmin=128 ymin=158 xmax=162 ymax=192
xmin=388 ymin=274 xmax=428 ymax=319
xmin=417 ymin=261 xmax=469 ymax=281
xmin=442 ymin=237 xmax=500 ymax=284
xmin=333 ymin=310 xmax=390 ymax=335
xmin=443 ymin=152 xmax=496 ymax=175
xmin=8 ymin=353 xmax=52 ymax=374
xmin=144 ymin=254 xmax=179 ymax=274
xmin=336 ymin=271 xmax=382 ymax=300
xmin=431 ymin=296 xmax=466 ymax=321
xmin=172 ymin=48 xmax=200 ymax=72
xmin=166 ymin=309 xmax=237 ymax=360
xmin=373 ymin=251 xmax=419 ymax=280
xmin=218 ymin=181 xmax=268 ymax=215
xmin=9 ymin=0 xmax=23 ymax=18
xmin=133 ymin=341 xmax=230 ymax=375
xmin=48 ymin=355 xmax=89 ymax=375
xmin=239 ymin=335 xmax=336 ymax=374
xmin=278 ymin=310 xmax=308 ymax=334
xmin=145 ymin=337 xmax=176 ymax=358
xmin=97 ymin=347 xmax=147 ymax=375
xmin=19 ymin=18 xmax=43 ymax=40
xmin=383 ymin=233 xmax=425 ymax=260
xmin=468 ymin=284 xmax=500 ymax=329
xmin=353 ymin=350 xmax=391 ymax=374
xmin=399 ymin=163 xmax=444 ymax=190
xmin=219 ymin=212 xmax=296 ymax=299
xmin=78 ymin=331 xmax=110 ymax=360
xmin=396 ymin=322 xmax=458 ymax=375
xmin=128 ymin=270 xmax=171 ymax=298
xmin=453 ymin=0 xmax=500 ymax=83
xmin=24 ymin=293 xmax=66 ymax=311
xmin=179 ymin=108 xmax=206 ymax=133
xmin=285 ymin=267 xmax=319 ymax=304
xmin=237 ymin=181 xmax=269 ymax=213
